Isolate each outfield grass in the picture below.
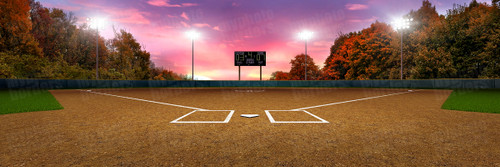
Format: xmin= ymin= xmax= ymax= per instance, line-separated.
xmin=442 ymin=89 xmax=500 ymax=114
xmin=0 ymin=89 xmax=63 ymax=115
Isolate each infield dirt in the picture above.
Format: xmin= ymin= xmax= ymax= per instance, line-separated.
xmin=1 ymin=88 xmax=499 ymax=166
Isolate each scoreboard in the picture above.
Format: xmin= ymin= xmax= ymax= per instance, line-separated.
xmin=234 ymin=51 xmax=266 ymax=66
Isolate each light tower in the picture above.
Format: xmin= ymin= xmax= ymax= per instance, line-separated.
xmin=392 ymin=18 xmax=412 ymax=80
xmin=87 ymin=17 xmax=105 ymax=80
xmin=298 ymin=30 xmax=313 ymax=80
xmin=186 ymin=30 xmax=200 ymax=80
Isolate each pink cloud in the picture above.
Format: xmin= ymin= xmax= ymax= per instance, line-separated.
xmin=147 ymin=0 xmax=180 ymax=7
xmin=181 ymin=3 xmax=198 ymax=7
xmin=193 ymin=23 xmax=211 ymax=28
xmin=213 ymin=26 xmax=220 ymax=31
xmin=181 ymin=12 xmax=189 ymax=20
xmin=180 ymin=21 xmax=190 ymax=28
xmin=147 ymin=0 xmax=197 ymax=7
xmin=345 ymin=3 xmax=369 ymax=10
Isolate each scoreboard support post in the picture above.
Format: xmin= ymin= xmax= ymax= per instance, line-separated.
xmin=260 ymin=66 xmax=262 ymax=81
xmin=239 ymin=66 xmax=241 ymax=81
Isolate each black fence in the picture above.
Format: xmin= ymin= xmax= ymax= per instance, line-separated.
xmin=1 ymin=79 xmax=499 ymax=89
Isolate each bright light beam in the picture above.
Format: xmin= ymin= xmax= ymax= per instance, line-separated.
xmin=392 ymin=18 xmax=413 ymax=30
xmin=87 ymin=17 xmax=106 ymax=29
xmin=298 ymin=30 xmax=313 ymax=40
xmin=186 ymin=30 xmax=200 ymax=40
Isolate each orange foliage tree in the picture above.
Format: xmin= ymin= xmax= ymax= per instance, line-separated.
xmin=323 ymin=22 xmax=398 ymax=80
xmin=270 ymin=71 xmax=289 ymax=80
xmin=0 ymin=0 xmax=42 ymax=56
xmin=289 ymin=54 xmax=321 ymax=80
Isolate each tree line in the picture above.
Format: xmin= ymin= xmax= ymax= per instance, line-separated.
xmin=271 ymin=0 xmax=499 ymax=80
xmin=0 ymin=0 xmax=186 ymax=80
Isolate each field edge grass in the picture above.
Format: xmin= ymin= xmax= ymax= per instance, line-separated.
xmin=441 ymin=89 xmax=500 ymax=114
xmin=0 ymin=89 xmax=64 ymax=115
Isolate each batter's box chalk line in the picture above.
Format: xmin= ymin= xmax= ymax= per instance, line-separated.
xmin=170 ymin=110 xmax=235 ymax=124
xmin=265 ymin=110 xmax=329 ymax=124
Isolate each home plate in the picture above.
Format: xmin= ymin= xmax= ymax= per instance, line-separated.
xmin=240 ymin=114 xmax=259 ymax=118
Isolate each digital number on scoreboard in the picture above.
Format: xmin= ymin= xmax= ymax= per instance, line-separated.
xmin=234 ymin=51 xmax=266 ymax=66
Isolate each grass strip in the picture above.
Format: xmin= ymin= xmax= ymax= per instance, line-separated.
xmin=0 ymin=89 xmax=63 ymax=115
xmin=442 ymin=89 xmax=500 ymax=114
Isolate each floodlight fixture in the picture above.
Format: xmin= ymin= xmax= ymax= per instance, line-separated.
xmin=87 ymin=17 xmax=106 ymax=29
xmin=186 ymin=30 xmax=200 ymax=40
xmin=299 ymin=30 xmax=313 ymax=40
xmin=392 ymin=18 xmax=413 ymax=30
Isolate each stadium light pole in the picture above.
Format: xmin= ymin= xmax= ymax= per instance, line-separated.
xmin=299 ymin=30 xmax=313 ymax=80
xmin=87 ymin=17 xmax=105 ymax=80
xmin=392 ymin=18 xmax=412 ymax=80
xmin=186 ymin=30 xmax=200 ymax=80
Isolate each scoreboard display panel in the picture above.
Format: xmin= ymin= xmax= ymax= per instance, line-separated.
xmin=234 ymin=51 xmax=266 ymax=66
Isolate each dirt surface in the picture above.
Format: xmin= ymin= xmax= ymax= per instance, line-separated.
xmin=1 ymin=88 xmax=499 ymax=166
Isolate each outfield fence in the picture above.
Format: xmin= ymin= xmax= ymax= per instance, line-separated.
xmin=1 ymin=79 xmax=499 ymax=89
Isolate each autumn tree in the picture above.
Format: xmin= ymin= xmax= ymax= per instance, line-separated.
xmin=480 ymin=0 xmax=500 ymax=77
xmin=29 ymin=0 xmax=51 ymax=56
xmin=442 ymin=0 xmax=499 ymax=78
xmin=270 ymin=71 xmax=289 ymax=80
xmin=405 ymin=0 xmax=456 ymax=78
xmin=343 ymin=22 xmax=396 ymax=80
xmin=322 ymin=0 xmax=498 ymax=80
xmin=321 ymin=33 xmax=351 ymax=80
xmin=71 ymin=24 xmax=109 ymax=72
xmin=288 ymin=54 xmax=321 ymax=80
xmin=1 ymin=0 xmax=174 ymax=80
xmin=108 ymin=29 xmax=151 ymax=80
xmin=0 ymin=0 xmax=42 ymax=56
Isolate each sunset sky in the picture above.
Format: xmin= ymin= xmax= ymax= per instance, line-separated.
xmin=38 ymin=0 xmax=489 ymax=80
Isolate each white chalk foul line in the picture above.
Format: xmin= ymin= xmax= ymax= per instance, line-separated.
xmin=292 ymin=90 xmax=417 ymax=111
xmin=85 ymin=90 xmax=206 ymax=110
